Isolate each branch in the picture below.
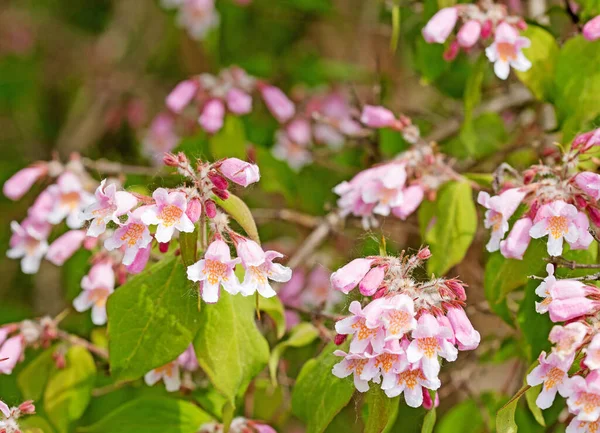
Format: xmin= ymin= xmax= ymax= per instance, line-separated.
xmin=82 ymin=157 xmax=165 ymax=177
xmin=546 ymin=256 xmax=600 ymax=270
xmin=251 ymin=208 xmax=321 ymax=229
xmin=56 ymin=330 xmax=109 ymax=360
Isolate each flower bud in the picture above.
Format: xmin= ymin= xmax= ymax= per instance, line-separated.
xmin=46 ymin=230 xmax=86 ymax=266
xmin=226 ymin=88 xmax=252 ymax=115
xmin=330 ymin=258 xmax=375 ymax=294
xmin=185 ymin=198 xmax=202 ymax=223
xmin=159 ymin=242 xmax=169 ymax=253
xmin=500 ymin=217 xmax=533 ymax=260
xmin=422 ymin=389 xmax=439 ymax=410
xmin=457 ymin=20 xmax=481 ymax=48
xmin=358 ymin=266 xmax=386 ymax=296
xmin=259 ymin=84 xmax=295 ymax=123
xmin=360 ymin=105 xmax=395 ymax=128
xmin=166 ymin=79 xmax=197 ymax=113
xmin=480 ymin=19 xmax=493 ymax=39
xmin=445 ymin=279 xmax=467 ymax=301
xmin=443 ymin=40 xmax=460 ymax=61
xmin=422 ymin=7 xmax=458 ymax=43
xmin=334 ymin=333 xmax=348 ymax=345
xmin=53 ymin=350 xmax=66 ymax=369
xmin=205 ymin=199 xmax=217 ymax=218
xmin=212 ymin=187 xmax=229 ymax=200
xmin=208 ymin=172 xmax=229 ymax=190
xmin=584 ymin=15 xmax=600 ymax=41
xmin=163 ymin=152 xmax=180 ymax=167
xmin=588 ymin=206 xmax=600 ymax=227
xmin=446 ymin=306 xmax=480 ymax=351
xmin=3 ymin=164 xmax=47 ymax=201
xmin=417 ymin=246 xmax=432 ymax=260
xmin=575 ymin=172 xmax=600 ymax=200
xmin=199 ymin=99 xmax=225 ymax=134
xmin=18 ymin=401 xmax=35 ymax=415
xmin=218 ymin=158 xmax=260 ymax=187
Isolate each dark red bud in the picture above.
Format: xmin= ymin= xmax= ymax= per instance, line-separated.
xmin=589 ymin=207 xmax=600 ymax=227
xmin=372 ymin=287 xmax=387 ymax=299
xmin=443 ymin=40 xmax=460 ymax=62
xmin=208 ymin=171 xmax=229 ymax=190
xmin=575 ymin=195 xmax=588 ymax=210
xmin=159 ymin=242 xmax=169 ymax=253
xmin=212 ymin=187 xmax=229 ymax=200
xmin=445 ymin=279 xmax=467 ymax=301
xmin=334 ymin=334 xmax=348 ymax=345
xmin=480 ymin=20 xmax=493 ymax=39
xmin=205 ymin=199 xmax=217 ymax=218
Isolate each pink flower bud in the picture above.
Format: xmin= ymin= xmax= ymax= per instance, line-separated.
xmin=589 ymin=206 xmax=600 ymax=226
xmin=3 ymin=164 xmax=47 ymax=201
xmin=330 ymin=258 xmax=375 ymax=294
xmin=480 ymin=20 xmax=493 ymax=39
xmin=583 ymin=16 xmax=600 ymax=41
xmin=334 ymin=333 xmax=348 ymax=345
xmin=286 ymin=118 xmax=312 ymax=145
xmin=126 ymin=246 xmax=151 ymax=274
xmin=53 ymin=350 xmax=66 ymax=369
xmin=166 ymin=79 xmax=198 ymax=113
xmin=422 ymin=7 xmax=458 ymax=43
xmin=212 ymin=187 xmax=229 ymax=200
xmin=443 ymin=40 xmax=460 ymax=61
xmin=260 ymin=84 xmax=295 ymax=123
xmin=46 ymin=230 xmax=86 ymax=266
xmin=548 ymin=298 xmax=600 ymax=322
xmin=446 ymin=306 xmax=480 ymax=351
xmin=0 ymin=335 xmax=24 ymax=374
xmin=573 ymin=128 xmax=600 ymax=152
xmin=205 ymin=199 xmax=217 ymax=218
xmin=235 ymin=238 xmax=265 ymax=267
xmin=199 ymin=99 xmax=225 ymax=134
xmin=83 ymin=236 xmax=99 ymax=250
xmin=372 ymin=287 xmax=387 ymax=299
xmin=457 ymin=20 xmax=481 ymax=48
xmin=185 ymin=198 xmax=202 ymax=223
xmin=159 ymin=242 xmax=169 ymax=253
xmin=18 ymin=400 xmax=35 ymax=415
xmin=575 ymin=172 xmax=600 ymax=200
xmin=360 ymin=105 xmax=395 ymax=128
xmin=500 ymin=217 xmax=533 ymax=260
xmin=208 ymin=172 xmax=229 ymax=190
xmin=445 ymin=279 xmax=467 ymax=301
xmin=226 ymin=88 xmax=252 ymax=115
xmin=0 ymin=399 xmax=9 ymax=419
xmin=422 ymin=389 xmax=439 ymax=410
xmin=358 ymin=265 xmax=385 ymax=296
xmin=575 ymin=195 xmax=588 ymax=210
xmin=218 ymin=158 xmax=260 ymax=187
xmin=417 ymin=246 xmax=432 ymax=260
xmin=163 ymin=152 xmax=180 ymax=167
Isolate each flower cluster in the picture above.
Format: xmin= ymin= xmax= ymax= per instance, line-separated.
xmin=330 ymin=247 xmax=480 ymax=406
xmin=0 ymin=399 xmax=35 ymax=433
xmin=422 ymin=0 xmax=531 ymax=79
xmin=527 ymin=264 xmax=600 ymax=432
xmin=479 ymin=128 xmax=600 ymax=259
xmin=198 ymin=417 xmax=275 ymax=433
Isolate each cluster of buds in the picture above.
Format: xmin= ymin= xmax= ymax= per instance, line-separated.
xmin=0 ymin=399 xmax=35 ymax=433
xmin=479 ymin=128 xmax=600 ymax=259
xmin=198 ymin=417 xmax=275 ymax=433
xmin=330 ymin=247 xmax=480 ymax=406
xmin=526 ymin=264 xmax=600 ymax=432
xmin=333 ymin=140 xmax=459 ymax=229
xmin=144 ymin=344 xmax=199 ymax=392
xmin=422 ymin=0 xmax=531 ymax=79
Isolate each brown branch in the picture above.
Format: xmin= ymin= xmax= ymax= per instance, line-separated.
xmin=546 ymin=256 xmax=600 ymax=270
xmin=251 ymin=208 xmax=321 ymax=229
xmin=56 ymin=330 xmax=109 ymax=360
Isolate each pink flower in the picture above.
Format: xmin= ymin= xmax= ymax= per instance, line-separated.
xmin=584 ymin=334 xmax=600 ymax=370
xmin=28 ymin=189 xmax=54 ymax=223
xmin=335 ymin=300 xmax=386 ymax=354
xmin=478 ymin=188 xmax=526 ymax=252
xmin=177 ymin=0 xmax=220 ymax=40
xmin=199 ymin=99 xmax=225 ymax=133
xmin=457 ymin=20 xmax=482 ymax=48
xmin=286 ymin=118 xmax=312 ymax=146
xmin=570 ymin=212 xmax=594 ymax=250
xmin=3 ymin=164 xmax=47 ymax=201
xmin=359 ymin=266 xmax=386 ymax=296
xmin=485 ymin=22 xmax=531 ymax=80
xmin=377 ymin=294 xmax=417 ymax=341
xmin=166 ymin=79 xmax=198 ymax=113
xmin=330 ymin=258 xmax=375 ymax=294
xmin=566 ymin=371 xmax=600 ymax=421
xmin=46 ymin=172 xmax=94 ymax=229
xmin=239 ymin=250 xmax=292 ymax=298
xmin=391 ymin=185 xmax=425 ymax=220
xmin=144 ymin=360 xmax=181 ymax=392
xmin=73 ymin=262 xmax=115 ymax=325
xmin=126 ymin=245 xmax=151 ymax=274
xmin=526 ymin=351 xmax=574 ymax=409
xmin=186 ymin=239 xmax=241 ymax=303
xmin=406 ymin=313 xmax=457 ymax=381
xmin=381 ymin=364 xmax=441 ymax=405
xmin=362 ymin=341 xmax=408 ymax=385
xmin=143 ymin=114 xmax=180 ymax=164
xmin=361 ymin=164 xmax=407 ymax=216
xmin=260 ymin=85 xmax=295 ymax=123
xmin=573 ymin=128 xmax=600 ymax=152
xmin=360 ymin=105 xmax=395 ymax=128
xmin=104 ymin=208 xmax=153 ymax=266
xmin=82 ymin=180 xmax=138 ymax=237
xmin=575 ymin=172 xmax=600 ymax=200
xmin=332 ymin=350 xmax=370 ymax=392
xmin=271 ymin=129 xmax=313 ymax=171
xmin=0 ymin=335 xmax=24 ymax=374
xmin=7 ymin=219 xmax=51 ymax=274
xmin=583 ymin=15 xmax=600 ymax=41
xmin=226 ymin=88 xmax=252 ymax=115
xmin=185 ymin=198 xmax=202 ymax=223
xmin=177 ymin=344 xmax=199 ymax=372
xmin=566 ymin=419 xmax=600 ymax=433
xmin=500 ymin=217 xmax=533 ymax=259
xmin=549 ymin=322 xmax=588 ymax=359
xmin=445 ymin=306 xmax=480 ymax=351
xmin=530 ymin=200 xmax=579 ymax=256
xmin=46 ymin=230 xmax=86 ymax=266
xmin=422 ymin=7 xmax=458 ymax=44
xmin=535 ymin=264 xmax=557 ymax=314
xmin=218 ymin=158 xmax=260 ymax=187
xmin=142 ymin=188 xmax=195 ymax=243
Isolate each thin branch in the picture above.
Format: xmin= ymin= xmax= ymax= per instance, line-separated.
xmin=251 ymin=208 xmax=321 ymax=229
xmin=546 ymin=256 xmax=600 ymax=270
xmin=82 ymin=157 xmax=165 ymax=177
xmin=56 ymin=330 xmax=109 ymax=360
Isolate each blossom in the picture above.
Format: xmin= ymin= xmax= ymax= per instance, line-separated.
xmin=573 ymin=128 xmax=600 ymax=153
xmin=377 ymin=294 xmax=417 ymax=341
xmin=330 ymin=258 xmax=375 ymax=294
xmin=445 ymin=306 xmax=480 ymax=351
xmin=218 ymin=158 xmax=260 ymax=187
xmin=104 ymin=208 xmax=153 ymax=266
xmin=485 ymin=22 xmax=531 ymax=80
xmin=332 ymin=350 xmax=371 ymax=392
xmin=571 ymin=212 xmax=595 ymax=251
xmin=575 ymin=172 xmax=600 ymax=201
xmin=199 ymin=99 xmax=225 ymax=133
xmin=7 ymin=219 xmax=51 ymax=274
xmin=566 ymin=419 xmax=600 ymax=433
xmin=360 ymin=105 xmax=396 ymax=128
xmin=0 ymin=335 xmax=24 ymax=374
xmin=362 ymin=341 xmax=408 ymax=385
xmin=3 ymin=164 xmax=47 ymax=201
xmin=530 ymin=200 xmax=579 ymax=256
xmin=0 ymin=399 xmax=9 ymax=418
xmin=457 ymin=20 xmax=481 ymax=48
xmin=477 ymin=187 xmax=526 ymax=252
xmin=381 ymin=364 xmax=441 ymax=406
xmin=186 ymin=239 xmax=242 ymax=303
xmin=176 ymin=0 xmax=220 ymax=41
xmin=45 ymin=172 xmax=94 ymax=229
xmin=335 ymin=300 xmax=386 ymax=354
xmin=584 ymin=334 xmax=600 ymax=370
xmin=391 ymin=185 xmax=424 ymax=220
xmin=226 ymin=88 xmax=252 ymax=115
xmin=566 ymin=371 xmax=600 ymax=422
xmin=259 ymin=85 xmax=295 ymax=123
xmin=422 ymin=7 xmax=458 ymax=44
xmin=166 ymin=80 xmax=198 ymax=113
xmin=237 ymin=242 xmax=292 ymax=298
xmin=126 ymin=245 xmax=152 ymax=274
xmin=141 ymin=188 xmax=195 ymax=243
xmin=406 ymin=313 xmax=457 ymax=381
xmin=177 ymin=344 xmax=199 ymax=372
xmin=144 ymin=361 xmax=181 ymax=392
xmin=549 ymin=322 xmax=588 ymax=360
xmin=73 ymin=262 xmax=115 ymax=325
xmin=359 ymin=266 xmax=386 ymax=296
xmin=526 ymin=351 xmax=574 ymax=409
xmin=271 ymin=129 xmax=313 ymax=171
xmin=46 ymin=230 xmax=86 ymax=266
xmin=535 ymin=264 xmax=557 ymax=314
xmin=500 ymin=217 xmax=533 ymax=259
xmin=583 ymin=15 xmax=600 ymax=41
xmin=82 ymin=180 xmax=138 ymax=236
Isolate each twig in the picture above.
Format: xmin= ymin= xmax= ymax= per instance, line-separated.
xmin=547 ymin=256 xmax=600 ymax=270
xmin=251 ymin=208 xmax=321 ymax=229
xmin=56 ymin=330 xmax=109 ymax=360
xmin=82 ymin=157 xmax=165 ymax=177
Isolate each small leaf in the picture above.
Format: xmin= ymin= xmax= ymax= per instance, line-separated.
xmin=214 ymin=194 xmax=260 ymax=243
xmin=292 ymin=342 xmax=355 ymax=433
xmin=363 ymin=388 xmax=399 ymax=433
xmin=258 ymin=295 xmax=286 ymax=339
xmin=18 ymin=346 xmax=57 ymax=400
xmin=79 ymin=397 xmax=213 ymax=433
xmin=269 ymin=323 xmax=319 ymax=385
xmin=179 ymin=229 xmax=198 ymax=268
xmin=525 ymin=385 xmax=545 ymax=427
xmin=421 ymin=408 xmax=436 ymax=433
xmin=497 ymin=385 xmax=530 ymax=433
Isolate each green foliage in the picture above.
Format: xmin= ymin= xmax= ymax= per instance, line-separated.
xmin=193 ymin=291 xmax=270 ymax=408
xmin=421 ymin=407 xmax=436 ymax=433
xmin=436 ymin=399 xmax=484 ymax=433
xmin=258 ymin=295 xmax=287 ymax=339
xmin=496 ymin=385 xmax=530 ymax=433
xmin=215 ymin=193 xmax=260 ymax=243
xmin=18 ymin=346 xmax=57 ymax=401
xmin=209 ymin=116 xmax=248 ymax=160
xmin=460 ymin=55 xmax=487 ymax=156
xmin=419 ymin=180 xmax=477 ymax=276
xmin=363 ymin=388 xmax=399 ymax=433
xmin=107 ymin=256 xmax=201 ymax=381
xmin=515 ymin=26 xmax=559 ymax=101
xmin=269 ymin=323 xmax=319 ymax=385
xmin=179 ymin=230 xmax=199 ymax=268
xmin=292 ymin=342 xmax=355 ymax=433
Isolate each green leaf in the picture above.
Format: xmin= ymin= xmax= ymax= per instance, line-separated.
xmin=18 ymin=346 xmax=57 ymax=400
xmin=460 ymin=55 xmax=487 ymax=156
xmin=269 ymin=323 xmax=319 ymax=385
xmin=20 ymin=416 xmax=56 ymax=433
xmin=421 ymin=408 xmax=436 ymax=433
xmin=292 ymin=342 xmax=355 ymax=433
xmin=497 ymin=385 xmax=530 ymax=433
xmin=179 ymin=229 xmax=198 ymax=268
xmin=79 ymin=397 xmax=213 ymax=433
xmin=214 ymin=194 xmax=260 ymax=243
xmin=436 ymin=399 xmax=484 ymax=433
xmin=209 ymin=115 xmax=247 ymax=160
xmin=107 ymin=255 xmax=201 ymax=381
xmin=363 ymin=388 xmax=399 ymax=433
xmin=193 ymin=291 xmax=269 ymax=407
xmin=419 ymin=181 xmax=477 ymax=276
xmin=517 ymin=280 xmax=553 ymax=362
xmin=445 ymin=113 xmax=507 ymax=160
xmin=514 ymin=26 xmax=559 ymax=101
xmin=44 ymin=346 xmax=96 ymax=433
xmin=525 ymin=385 xmax=545 ymax=427
xmin=390 ymin=5 xmax=400 ymax=52
xmin=258 ymin=295 xmax=286 ymax=339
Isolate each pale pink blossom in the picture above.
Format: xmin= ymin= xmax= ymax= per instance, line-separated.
xmin=7 ymin=219 xmax=51 ymax=274
xmin=199 ymin=99 xmax=225 ymax=133
xmin=0 ymin=335 xmax=24 ymax=374
xmin=549 ymin=322 xmax=588 ymax=360
xmin=381 ymin=364 xmax=441 ymax=405
xmin=377 ymin=294 xmax=417 ymax=341
xmin=286 ymin=118 xmax=312 ymax=146
xmin=104 ymin=208 xmax=153 ymax=266
xmin=406 ymin=313 xmax=457 ymax=381
xmin=186 ymin=239 xmax=241 ymax=303
xmin=584 ymin=334 xmax=600 ymax=370
xmin=177 ymin=344 xmax=199 ymax=372
xmin=478 ymin=188 xmax=526 ymax=252
xmin=260 ymin=85 xmax=295 ymax=123
xmin=126 ymin=245 xmax=151 ymax=274
xmin=361 ymin=164 xmax=407 ymax=216
xmin=0 ymin=399 xmax=9 ymax=418
xmin=359 ymin=266 xmax=386 ymax=296
xmin=457 ymin=20 xmax=481 ymax=48
xmin=361 ymin=341 xmax=408 ymax=385
xmin=142 ymin=188 xmax=195 ymax=243
xmin=566 ymin=419 xmax=600 ymax=433
xmin=271 ymin=130 xmax=313 ymax=171
xmin=239 ymin=249 xmax=292 ymax=298
xmin=526 ymin=351 xmax=574 ymax=409
xmin=573 ymin=128 xmax=600 ymax=152
xmin=226 ymin=88 xmax=252 ymax=115
xmin=46 ymin=172 xmax=94 ymax=229
xmin=185 ymin=198 xmax=202 ymax=223
xmin=144 ymin=361 xmax=181 ymax=392
xmin=583 ymin=15 xmax=600 ymax=41
xmin=422 ymin=7 xmax=458 ymax=44
xmin=335 ymin=300 xmax=386 ymax=354
xmin=177 ymin=0 xmax=220 ymax=41
xmin=143 ymin=114 xmax=180 ymax=164
xmin=28 ymin=189 xmax=54 ymax=223
xmin=218 ymin=158 xmax=260 ymax=187
xmin=500 ymin=217 xmax=533 ymax=259
xmin=391 ymin=185 xmax=425 ymax=220
xmin=166 ymin=79 xmax=198 ymax=113
xmin=330 ymin=258 xmax=375 ymax=294
xmin=570 ymin=212 xmax=594 ymax=250
xmin=360 ymin=105 xmax=395 ymax=128
xmin=3 ymin=164 xmax=47 ymax=201
xmin=331 ymin=350 xmax=370 ymax=392
xmin=485 ymin=22 xmax=531 ymax=80
xmin=82 ymin=179 xmax=138 ymax=237
xmin=445 ymin=306 xmax=480 ymax=351
xmin=73 ymin=262 xmax=115 ymax=325
xmin=575 ymin=172 xmax=600 ymax=201
xmin=535 ymin=264 xmax=557 ymax=314
xmin=566 ymin=371 xmax=600 ymax=422
xmin=46 ymin=230 xmax=86 ymax=266
xmin=530 ymin=200 xmax=580 ymax=256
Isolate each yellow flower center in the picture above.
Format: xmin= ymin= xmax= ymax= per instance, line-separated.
xmin=121 ymin=223 xmax=145 ymax=247
xmin=417 ymin=337 xmax=440 ymax=358
xmin=397 ymin=369 xmax=424 ymax=390
xmin=159 ymin=204 xmax=183 ymax=227
xmin=547 ymin=216 xmax=568 ymax=239
xmin=497 ymin=42 xmax=517 ymax=62
xmin=203 ymin=259 xmax=228 ymax=285
xmin=544 ymin=367 xmax=564 ymax=389
xmin=386 ymin=310 xmax=412 ymax=336
xmin=352 ymin=318 xmax=378 ymax=341
xmin=347 ymin=358 xmax=368 ymax=376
